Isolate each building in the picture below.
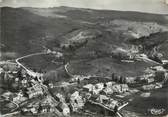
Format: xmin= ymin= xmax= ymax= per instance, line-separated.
xmin=125 ymin=77 xmax=137 ymax=84
xmin=96 ymin=95 xmax=109 ymax=103
xmin=55 ymin=93 xmax=65 ymax=102
xmin=103 ymin=87 xmax=113 ymax=95
xmin=106 ymin=82 xmax=115 ymax=87
xmin=0 ymin=67 xmax=4 ymax=74
xmin=70 ymin=91 xmax=84 ymax=112
xmin=21 ymin=79 xmax=28 ymax=87
xmin=1 ymin=91 xmax=13 ymax=100
xmin=83 ymin=84 xmax=94 ymax=92
xmin=12 ymin=91 xmax=27 ymax=103
xmin=27 ymin=84 xmax=43 ymax=98
xmin=92 ymin=83 xmax=104 ymax=94
xmin=57 ymin=102 xmax=70 ymax=116
xmin=108 ymin=99 xmax=119 ymax=109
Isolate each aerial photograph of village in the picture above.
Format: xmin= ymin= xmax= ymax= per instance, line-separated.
xmin=0 ymin=0 xmax=168 ymax=117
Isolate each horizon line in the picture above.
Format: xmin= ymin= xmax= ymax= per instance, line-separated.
xmin=0 ymin=5 xmax=168 ymax=15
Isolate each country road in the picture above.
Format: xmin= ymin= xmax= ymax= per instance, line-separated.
xmin=14 ymin=51 xmax=64 ymax=116
xmin=15 ymin=52 xmax=47 ymax=77
xmin=2 ymin=111 xmax=19 ymax=117
xmin=13 ymin=51 xmax=129 ymax=117
xmin=64 ymin=62 xmax=74 ymax=77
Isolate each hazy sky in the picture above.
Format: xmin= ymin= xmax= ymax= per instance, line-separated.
xmin=0 ymin=0 xmax=168 ymax=14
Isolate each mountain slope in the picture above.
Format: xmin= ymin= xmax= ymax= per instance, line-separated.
xmin=1 ymin=7 xmax=168 ymax=77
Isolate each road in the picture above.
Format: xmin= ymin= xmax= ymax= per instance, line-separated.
xmin=14 ymin=51 xmax=65 ymax=116
xmin=64 ymin=62 xmax=74 ymax=77
xmin=88 ymin=100 xmax=128 ymax=117
xmin=2 ymin=111 xmax=19 ymax=117
xmin=14 ymin=51 xmax=128 ymax=117
xmin=15 ymin=52 xmax=47 ymax=77
xmin=0 ymin=61 xmax=17 ymax=65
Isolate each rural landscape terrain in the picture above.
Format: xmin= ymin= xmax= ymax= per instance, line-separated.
xmin=0 ymin=6 xmax=168 ymax=117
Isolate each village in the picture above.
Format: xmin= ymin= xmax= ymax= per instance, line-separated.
xmin=0 ymin=49 xmax=168 ymax=117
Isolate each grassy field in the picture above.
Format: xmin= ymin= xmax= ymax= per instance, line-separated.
xmin=68 ymin=57 xmax=153 ymax=77
xmin=123 ymin=87 xmax=168 ymax=116
xmin=19 ymin=54 xmax=63 ymax=71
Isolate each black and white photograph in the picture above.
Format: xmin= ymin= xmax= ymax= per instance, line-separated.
xmin=0 ymin=0 xmax=168 ymax=117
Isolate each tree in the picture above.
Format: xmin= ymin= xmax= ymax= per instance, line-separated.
xmin=77 ymin=78 xmax=80 ymax=84
xmin=104 ymin=83 xmax=107 ymax=88
xmin=114 ymin=105 xmax=118 ymax=114
xmin=111 ymin=73 xmax=115 ymax=81
xmin=38 ymin=103 xmax=42 ymax=113
xmin=17 ymin=68 xmax=22 ymax=79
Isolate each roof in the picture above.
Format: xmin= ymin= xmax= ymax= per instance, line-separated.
xmin=83 ymin=84 xmax=94 ymax=89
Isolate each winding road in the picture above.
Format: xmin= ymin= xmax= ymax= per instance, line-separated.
xmin=13 ymin=51 xmax=129 ymax=117
xmin=15 ymin=52 xmax=47 ymax=77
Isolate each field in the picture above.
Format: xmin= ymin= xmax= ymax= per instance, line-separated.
xmin=123 ymin=87 xmax=168 ymax=116
xmin=68 ymin=57 xmax=153 ymax=77
xmin=19 ymin=54 xmax=63 ymax=72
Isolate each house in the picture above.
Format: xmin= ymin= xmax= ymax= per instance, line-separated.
xmin=120 ymin=84 xmax=129 ymax=93
xmin=55 ymin=93 xmax=65 ymax=102
xmin=108 ymin=99 xmax=119 ymax=109
xmin=102 ymin=82 xmax=116 ymax=94
xmin=111 ymin=84 xmax=129 ymax=93
xmin=15 ymin=77 xmax=19 ymax=82
xmin=103 ymin=87 xmax=113 ymax=95
xmin=141 ymin=83 xmax=162 ymax=91
xmin=93 ymin=83 xmax=104 ymax=94
xmin=1 ymin=91 xmax=13 ymax=100
xmin=55 ymin=52 xmax=63 ymax=58
xmin=96 ymin=95 xmax=109 ymax=103
xmin=146 ymin=78 xmax=155 ymax=83
xmin=125 ymin=77 xmax=137 ymax=84
xmin=41 ymin=105 xmax=51 ymax=113
xmin=27 ymin=84 xmax=43 ymax=98
xmin=152 ymin=66 xmax=166 ymax=71
xmin=95 ymin=83 xmax=104 ymax=90
xmin=83 ymin=84 xmax=94 ymax=92
xmin=21 ymin=79 xmax=28 ymax=87
xmin=106 ymin=82 xmax=115 ymax=87
xmin=57 ymin=102 xmax=70 ymax=116
xmin=48 ymin=83 xmax=54 ymax=88
xmin=12 ymin=91 xmax=27 ymax=103
xmin=30 ymin=107 xmax=38 ymax=114
xmin=70 ymin=91 xmax=84 ymax=112
xmin=0 ymin=67 xmax=4 ymax=74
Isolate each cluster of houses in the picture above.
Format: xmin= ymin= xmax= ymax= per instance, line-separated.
xmin=26 ymin=83 xmax=44 ymax=99
xmin=21 ymin=96 xmax=55 ymax=114
xmin=62 ymin=81 xmax=129 ymax=114
xmin=70 ymin=91 xmax=85 ymax=112
xmin=20 ymin=92 xmax=70 ymax=116
xmin=1 ymin=91 xmax=27 ymax=104
xmin=83 ymin=82 xmax=129 ymax=95
xmin=1 ymin=54 xmax=168 ymax=117
xmin=65 ymin=63 xmax=168 ymax=115
xmin=1 ymin=77 xmax=45 ymax=109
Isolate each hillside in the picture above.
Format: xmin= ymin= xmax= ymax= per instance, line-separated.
xmin=1 ymin=6 xmax=168 ymax=77
xmin=1 ymin=7 xmax=168 ymax=58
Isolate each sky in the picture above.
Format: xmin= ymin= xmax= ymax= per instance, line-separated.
xmin=0 ymin=0 xmax=168 ymax=14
